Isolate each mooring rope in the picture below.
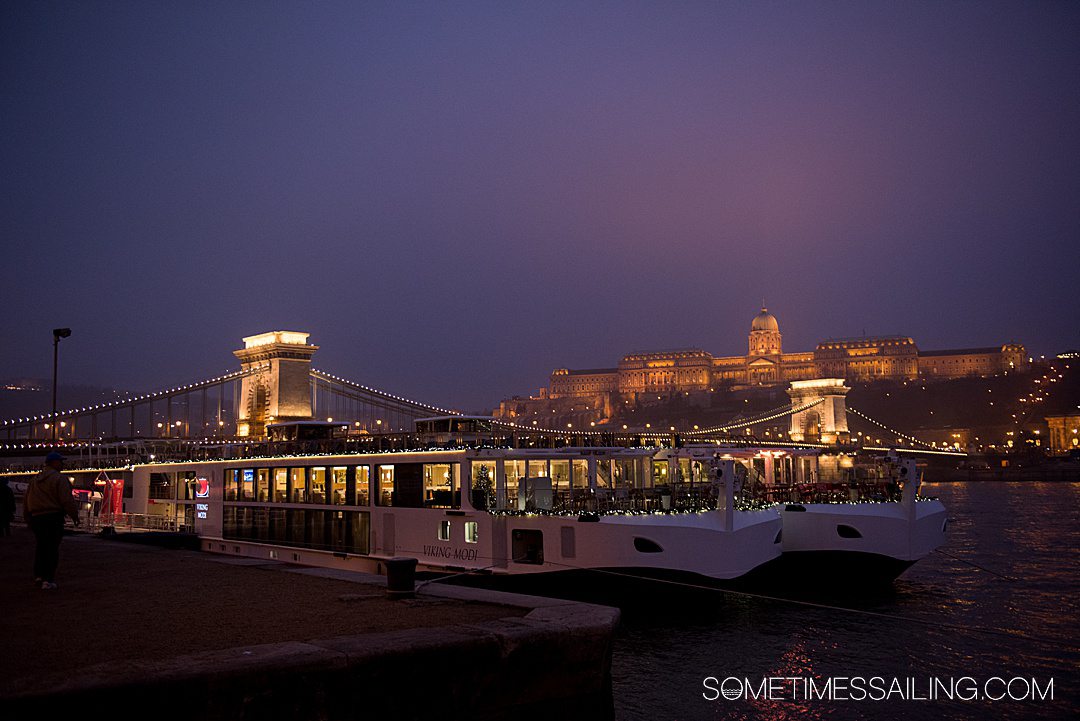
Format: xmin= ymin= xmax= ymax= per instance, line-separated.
xmin=404 ymin=548 xmax=1072 ymax=651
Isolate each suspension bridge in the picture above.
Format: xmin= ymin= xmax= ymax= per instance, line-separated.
xmin=0 ymin=330 xmax=958 ymax=458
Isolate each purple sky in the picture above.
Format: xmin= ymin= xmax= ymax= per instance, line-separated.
xmin=2 ymin=1 xmax=1078 ymax=412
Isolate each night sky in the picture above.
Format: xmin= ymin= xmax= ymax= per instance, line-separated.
xmin=2 ymin=1 xmax=1078 ymax=412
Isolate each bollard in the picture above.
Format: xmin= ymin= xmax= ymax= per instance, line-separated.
xmin=385 ymin=557 xmax=418 ymax=599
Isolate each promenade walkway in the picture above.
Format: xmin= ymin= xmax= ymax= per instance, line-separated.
xmin=0 ymin=525 xmax=520 ymax=692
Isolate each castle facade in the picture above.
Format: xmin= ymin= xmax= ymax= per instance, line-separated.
xmin=496 ymin=308 xmax=1026 ymax=421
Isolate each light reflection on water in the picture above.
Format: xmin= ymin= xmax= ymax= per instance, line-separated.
xmin=611 ymin=482 xmax=1079 ymax=720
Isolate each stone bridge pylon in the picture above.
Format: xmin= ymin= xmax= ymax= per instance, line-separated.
xmin=233 ymin=331 xmax=319 ymax=437
xmin=787 ymin=378 xmax=850 ymax=444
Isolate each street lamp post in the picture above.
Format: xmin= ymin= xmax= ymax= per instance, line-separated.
xmin=51 ymin=328 xmax=72 ymax=441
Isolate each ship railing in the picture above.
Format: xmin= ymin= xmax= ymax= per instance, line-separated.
xmin=747 ymin=481 xmax=902 ymax=505
xmin=495 ymin=484 xmax=723 ymax=514
xmin=83 ymin=513 xmax=192 ymax=534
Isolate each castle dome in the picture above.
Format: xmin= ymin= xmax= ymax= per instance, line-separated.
xmin=751 ymin=307 xmax=779 ymax=333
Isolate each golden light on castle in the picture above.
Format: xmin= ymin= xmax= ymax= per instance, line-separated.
xmin=496 ymin=307 xmax=1027 ymax=426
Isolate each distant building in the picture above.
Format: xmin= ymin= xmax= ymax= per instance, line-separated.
xmin=814 ymin=337 xmax=920 ymax=381
xmin=496 ymin=308 xmax=1027 ymax=422
xmin=918 ymin=345 xmax=1027 ymax=378
xmin=1045 ymin=414 xmax=1080 ymax=454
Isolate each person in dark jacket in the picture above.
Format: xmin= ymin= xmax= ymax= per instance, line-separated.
xmin=24 ymin=451 xmax=79 ymax=589
xmin=0 ymin=477 xmax=15 ymax=536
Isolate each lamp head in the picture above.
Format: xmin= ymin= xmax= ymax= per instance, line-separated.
xmin=53 ymin=328 xmax=72 ymax=340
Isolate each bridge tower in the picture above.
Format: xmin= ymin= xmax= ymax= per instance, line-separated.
xmin=233 ymin=331 xmax=318 ymax=437
xmin=787 ymin=378 xmax=850 ymax=444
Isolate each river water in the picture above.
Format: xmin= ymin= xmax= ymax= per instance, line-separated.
xmin=610 ymin=482 xmax=1079 ymax=720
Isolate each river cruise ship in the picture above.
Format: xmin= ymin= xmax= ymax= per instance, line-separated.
xmin=5 ymin=427 xmax=947 ymax=590
xmin=699 ymin=445 xmax=949 ymax=585
xmin=120 ymin=445 xmax=784 ymax=584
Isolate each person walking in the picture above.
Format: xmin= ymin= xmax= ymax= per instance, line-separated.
xmin=24 ymin=451 xmax=79 ymax=589
xmin=0 ymin=477 xmax=15 ymax=536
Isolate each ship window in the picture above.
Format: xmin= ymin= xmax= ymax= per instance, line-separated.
xmin=149 ymin=472 xmax=178 ymax=500
xmin=225 ymin=470 xmax=239 ymax=501
xmin=377 ymin=465 xmax=394 ymax=506
xmin=256 ymin=469 xmax=270 ymax=502
xmin=240 ymin=469 xmax=255 ymax=501
xmin=503 ymin=460 xmax=526 ymax=510
xmin=309 ymin=467 xmax=327 ymax=504
xmin=290 ymin=468 xmax=307 ymax=503
xmin=355 ymin=465 xmax=370 ymax=506
xmin=350 ymin=512 xmax=370 ymax=555
xmin=471 ymin=461 xmax=496 ymax=510
xmin=633 ymin=537 xmax=663 ymax=553
xmin=836 ymin=524 xmax=862 ymax=539
xmin=331 ymin=467 xmax=347 ymax=505
xmin=465 ymin=521 xmax=479 ymax=544
xmin=595 ymin=460 xmax=612 ymax=489
xmin=424 ymin=463 xmax=459 ymax=509
xmin=572 ymin=460 xmax=588 ymax=489
xmin=550 ymin=460 xmax=570 ymax=492
xmin=438 ymin=520 xmax=451 ymax=541
xmin=268 ymin=508 xmax=287 ymax=542
xmin=652 ymin=461 xmax=670 ymax=486
xmin=273 ymin=469 xmax=288 ymax=502
xmin=527 ymin=460 xmax=548 ymax=479
xmin=616 ymin=459 xmax=644 ymax=489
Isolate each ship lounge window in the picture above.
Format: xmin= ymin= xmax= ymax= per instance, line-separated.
xmin=633 ymin=537 xmax=663 ymax=554
xmin=424 ymin=463 xmax=459 ymax=509
xmin=595 ymin=460 xmax=612 ymax=489
xmin=572 ymin=460 xmax=588 ymax=489
xmin=149 ymin=472 xmax=178 ymax=500
xmin=256 ymin=469 xmax=270 ymax=502
xmin=355 ymin=466 xmax=370 ymax=506
xmin=465 ymin=521 xmax=479 ymax=544
xmin=309 ymin=467 xmax=327 ymax=504
xmin=273 ymin=469 xmax=288 ymax=503
xmin=290 ymin=468 xmax=307 ymax=503
xmin=225 ymin=470 xmax=239 ymax=501
xmin=331 ymin=467 xmax=347 ymax=505
xmin=550 ymin=460 xmax=571 ymax=494
xmin=376 ymin=464 xmax=460 ymax=509
xmin=471 ymin=461 xmax=497 ymax=511
xmin=438 ymin=520 xmax=451 ymax=541
xmin=377 ymin=465 xmax=395 ymax=506
xmin=836 ymin=524 xmax=862 ymax=539
xmin=241 ymin=469 xmax=255 ymax=501
xmin=504 ymin=460 xmax=526 ymax=510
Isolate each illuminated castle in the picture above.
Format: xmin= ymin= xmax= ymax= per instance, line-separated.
xmin=496 ymin=308 xmax=1026 ymax=419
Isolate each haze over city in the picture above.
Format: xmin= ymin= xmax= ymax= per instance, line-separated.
xmin=3 ymin=1 xmax=1078 ymax=411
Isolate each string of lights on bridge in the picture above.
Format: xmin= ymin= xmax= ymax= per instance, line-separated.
xmin=846 ymin=406 xmax=935 ymax=449
xmin=1 ymin=364 xmax=459 ymax=432
xmin=310 ymin=369 xmax=456 ymax=415
xmin=487 ymin=402 xmax=831 ymax=446
xmin=0 ymin=365 xmax=267 ymax=428
xmin=684 ymin=398 xmax=826 ymax=435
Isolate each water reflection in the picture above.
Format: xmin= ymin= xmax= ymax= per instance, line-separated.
xmin=612 ymin=482 xmax=1079 ymax=720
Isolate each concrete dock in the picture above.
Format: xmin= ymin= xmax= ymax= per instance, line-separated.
xmin=0 ymin=526 xmax=619 ymax=720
